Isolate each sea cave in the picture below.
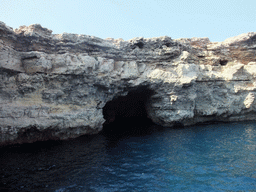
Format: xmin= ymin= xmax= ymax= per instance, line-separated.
xmin=102 ymin=86 xmax=155 ymax=134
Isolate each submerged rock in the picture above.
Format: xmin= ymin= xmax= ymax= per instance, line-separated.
xmin=0 ymin=21 xmax=256 ymax=145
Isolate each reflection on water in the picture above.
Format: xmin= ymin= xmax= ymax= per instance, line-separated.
xmin=1 ymin=122 xmax=256 ymax=191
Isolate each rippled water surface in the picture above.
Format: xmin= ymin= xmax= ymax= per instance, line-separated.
xmin=1 ymin=121 xmax=256 ymax=191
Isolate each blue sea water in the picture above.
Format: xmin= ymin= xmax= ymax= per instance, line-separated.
xmin=0 ymin=121 xmax=256 ymax=192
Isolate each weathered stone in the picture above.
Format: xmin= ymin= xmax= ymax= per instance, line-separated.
xmin=0 ymin=21 xmax=256 ymax=145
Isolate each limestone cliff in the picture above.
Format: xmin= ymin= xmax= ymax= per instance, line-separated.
xmin=1 ymin=21 xmax=256 ymax=145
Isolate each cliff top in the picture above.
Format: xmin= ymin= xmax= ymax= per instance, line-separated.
xmin=1 ymin=21 xmax=256 ymax=48
xmin=0 ymin=21 xmax=256 ymax=65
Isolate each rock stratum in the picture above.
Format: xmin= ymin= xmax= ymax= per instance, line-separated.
xmin=1 ymin=21 xmax=256 ymax=146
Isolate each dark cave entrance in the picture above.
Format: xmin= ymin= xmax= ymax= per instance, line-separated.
xmin=102 ymin=86 xmax=155 ymax=134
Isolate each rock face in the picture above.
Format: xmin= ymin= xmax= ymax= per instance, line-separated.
xmin=0 ymin=21 xmax=256 ymax=146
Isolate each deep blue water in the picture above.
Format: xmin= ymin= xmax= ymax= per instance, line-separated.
xmin=1 ymin=121 xmax=256 ymax=192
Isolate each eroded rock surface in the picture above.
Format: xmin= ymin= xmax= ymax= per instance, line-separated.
xmin=1 ymin=21 xmax=256 ymax=145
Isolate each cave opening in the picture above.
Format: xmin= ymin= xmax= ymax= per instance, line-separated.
xmin=102 ymin=86 xmax=155 ymax=134
xmin=219 ymin=59 xmax=228 ymax=66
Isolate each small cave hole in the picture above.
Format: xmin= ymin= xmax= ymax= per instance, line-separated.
xmin=164 ymin=43 xmax=171 ymax=47
xmin=132 ymin=42 xmax=144 ymax=49
xmin=102 ymin=86 xmax=155 ymax=135
xmin=219 ymin=59 xmax=228 ymax=66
